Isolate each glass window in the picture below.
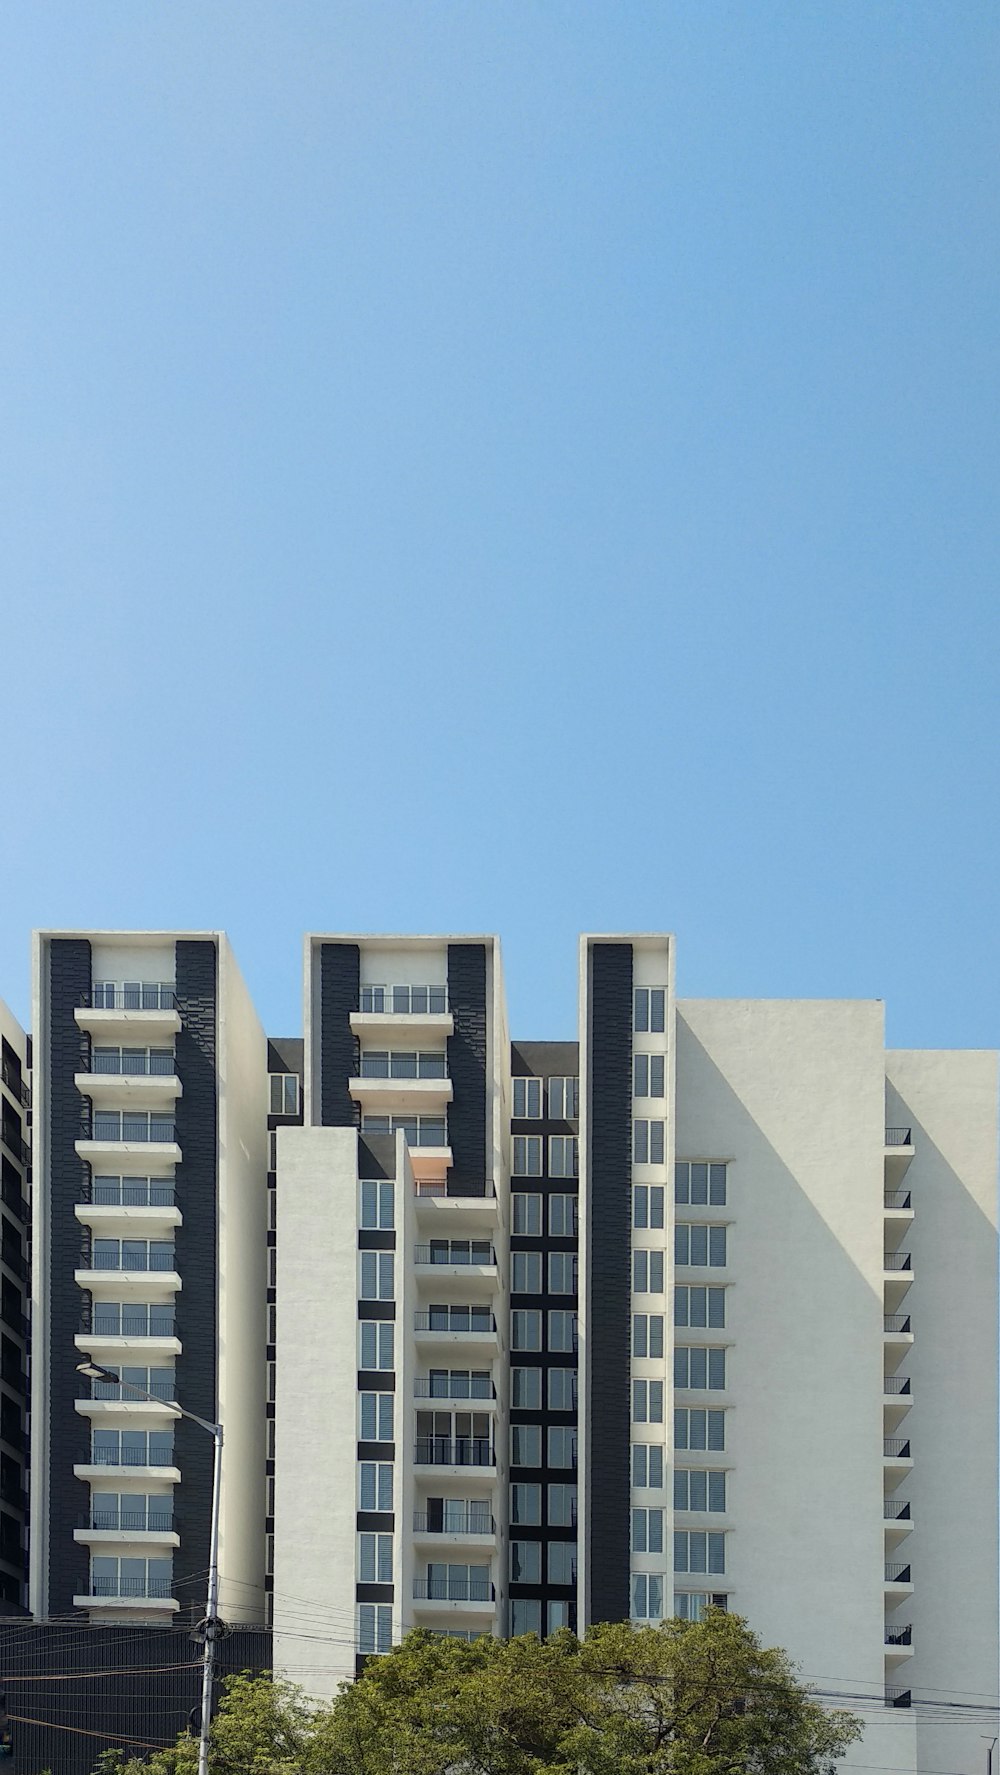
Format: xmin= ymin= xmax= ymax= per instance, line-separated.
xmin=358 ymin=1603 xmax=392 ymax=1655
xmin=547 ymin=1541 xmax=576 ymax=1585
xmin=633 ymin=1054 xmax=665 ymax=1098
xmin=359 ymin=1462 xmax=393 ymax=1511
xmin=269 ymin=1073 xmax=299 ymax=1115
xmin=512 ymin=1136 xmax=543 ymax=1176
xmin=547 ymin=1311 xmax=577 ymax=1353
xmin=359 ymin=1321 xmax=394 ymax=1371
xmin=360 ymin=1180 xmax=394 ymax=1229
xmin=359 ymin=1393 xmax=393 ymax=1441
xmin=675 ymin=1225 xmax=727 ymax=1268
xmin=547 ymin=1368 xmax=577 ymax=1410
xmin=512 ymin=1078 xmax=542 ymax=1119
xmin=360 ymin=1251 xmax=394 ymax=1300
xmin=675 ymin=1162 xmax=727 ymax=1206
xmin=633 ymin=1120 xmax=666 ymax=1165
xmin=548 ymin=1136 xmax=578 ymax=1178
xmin=547 ymin=1426 xmax=577 ymax=1468
xmin=631 ymin=1443 xmax=664 ymax=1489
xmin=674 ymin=1286 xmax=726 ymax=1328
xmin=547 ymin=1483 xmax=577 ymax=1526
xmin=674 ymin=1469 xmax=727 ymax=1513
xmin=631 ymin=1314 xmax=664 ymax=1359
xmin=632 ymin=1379 xmax=664 ymax=1423
xmin=674 ymin=1531 xmax=726 ymax=1575
xmin=548 ymin=1195 xmax=578 ymax=1237
xmin=358 ymin=1533 xmax=393 ymax=1583
xmin=510 ymin=1482 xmax=541 ymax=1525
xmin=511 ymin=1423 xmax=542 ymax=1466
xmin=674 ymin=1408 xmax=725 ymax=1452
xmin=674 ymin=1347 xmax=726 ymax=1390
xmin=511 ymin=1310 xmax=542 ymax=1351
xmin=634 ymin=988 xmax=666 ymax=1034
xmin=510 ymin=1598 xmax=542 ymax=1636
xmin=548 ymin=1252 xmax=577 ymax=1295
xmin=510 ymin=1540 xmax=541 ymax=1582
xmin=631 ymin=1507 xmax=664 ymax=1553
xmin=547 ymin=1600 xmax=573 ymax=1633
xmin=632 ymin=1249 xmax=664 ymax=1293
xmin=632 ymin=1185 xmax=664 ymax=1229
xmin=512 ymin=1193 xmax=542 ymax=1235
xmin=674 ymin=1591 xmax=729 ymax=1621
xmin=547 ymin=1077 xmax=579 ymax=1119
xmin=512 ymin=1251 xmax=543 ymax=1293
xmin=512 ymin=1367 xmax=542 ymax=1409
xmin=631 ymin=1572 xmax=663 ymax=1621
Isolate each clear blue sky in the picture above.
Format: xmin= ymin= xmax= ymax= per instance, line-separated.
xmin=2 ymin=3 xmax=997 ymax=1047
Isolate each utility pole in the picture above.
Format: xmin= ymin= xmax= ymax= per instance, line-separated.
xmin=198 ymin=1422 xmax=224 ymax=1775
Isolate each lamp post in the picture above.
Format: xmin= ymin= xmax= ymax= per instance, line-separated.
xmin=77 ymin=1361 xmax=223 ymax=1775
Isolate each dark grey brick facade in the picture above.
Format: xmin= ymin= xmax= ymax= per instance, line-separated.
xmin=446 ymin=944 xmax=488 ymax=1194
xmin=320 ymin=944 xmax=361 ymax=1127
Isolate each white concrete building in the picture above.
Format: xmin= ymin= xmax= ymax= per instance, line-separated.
xmin=30 ymin=931 xmax=269 ymax=1626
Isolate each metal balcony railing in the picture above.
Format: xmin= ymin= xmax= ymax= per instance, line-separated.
xmin=0 ymin=1173 xmax=29 ymax=1222
xmin=413 ymin=1512 xmax=495 ymax=1535
xmin=90 ymin=1445 xmax=174 ymax=1467
xmin=413 ymin=1246 xmax=496 ymax=1268
xmin=414 ymin=1377 xmax=495 ymax=1400
xmin=885 ymin=1687 xmax=911 ymax=1708
xmin=883 ymin=1252 xmax=912 ymax=1271
xmin=0 ymin=1247 xmax=28 ymax=1283
xmin=91 ymin=1251 xmax=176 ymax=1273
xmin=2 ymin=1310 xmax=29 ymax=1342
xmin=90 ymin=1574 xmax=173 ymax=1597
xmin=92 ymin=1377 xmax=175 ymax=1401
xmin=0 ymin=1481 xmax=28 ymax=1513
xmin=414 ymin=1180 xmax=497 ymax=1201
xmin=884 ymin=1188 xmax=912 ymax=1210
xmin=89 ymin=1509 xmax=173 ymax=1532
xmin=360 ymin=986 xmax=448 ymax=1016
xmin=90 ymin=1052 xmax=176 ymax=1077
xmin=91 ymin=1116 xmax=175 ymax=1145
xmin=0 ymin=1424 xmax=25 ymax=1452
xmin=0 ymin=1126 xmax=29 ymax=1168
xmin=883 ymin=1499 xmax=911 ymax=1521
xmin=414 ymin=1312 xmax=496 ymax=1334
xmin=82 ymin=988 xmax=177 ymax=1012
xmin=884 ymin=1439 xmax=911 ymax=1458
xmin=414 ymin=1437 xmax=495 ymax=1467
xmin=884 ymin=1314 xmax=911 ymax=1334
xmin=0 ymin=1358 xmax=27 ymax=1392
xmin=90 ymin=1178 xmax=175 ymax=1208
xmin=885 ymin=1127 xmax=912 ymax=1146
xmin=885 ymin=1625 xmax=912 ymax=1646
xmin=0 ymin=1062 xmax=29 ymax=1108
xmin=412 ymin=1578 xmax=494 ymax=1602
xmin=885 ymin=1563 xmax=911 ymax=1583
xmin=359 ymin=1054 xmax=448 ymax=1080
xmin=884 ymin=1377 xmax=911 ymax=1396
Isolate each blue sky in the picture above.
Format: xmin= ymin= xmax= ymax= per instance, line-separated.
xmin=2 ymin=3 xmax=997 ymax=1046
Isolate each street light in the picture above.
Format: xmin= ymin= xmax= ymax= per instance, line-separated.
xmin=77 ymin=1360 xmax=223 ymax=1775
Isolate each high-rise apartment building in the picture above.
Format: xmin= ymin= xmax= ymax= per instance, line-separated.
xmin=30 ymin=931 xmax=268 ymax=1625
xmin=0 ymin=997 xmax=31 ymax=1609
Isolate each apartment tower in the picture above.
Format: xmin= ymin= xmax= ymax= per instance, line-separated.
xmin=0 ymin=998 xmax=31 ymax=1609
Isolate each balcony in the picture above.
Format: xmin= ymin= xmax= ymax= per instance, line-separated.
xmin=76 ymin=1329 xmax=181 ymax=1361
xmin=75 ymin=1398 xmax=176 ymax=1422
xmin=883 ymin=1437 xmax=913 ymax=1486
xmin=412 ymin=1578 xmax=495 ymax=1614
xmin=73 ymin=1577 xmax=177 ymax=1613
xmin=883 ymin=1374 xmax=912 ymax=1430
xmin=884 ymin=1687 xmax=911 ymax=1709
xmin=883 ymin=1314 xmax=913 ymax=1365
xmin=414 ymin=1311 xmax=499 ymax=1354
xmin=883 ymin=1188 xmax=914 ymax=1242
xmin=0 ymin=1245 xmax=28 ymax=1284
xmin=413 ymin=1244 xmax=497 ymax=1295
xmin=884 ymin=1128 xmax=915 ymax=1188
xmin=76 ymin=1111 xmax=180 ymax=1168
xmin=350 ymin=1053 xmax=453 ymax=1115
xmin=0 ymin=1125 xmax=28 ymax=1169
xmin=412 ymin=1512 xmax=497 ymax=1548
xmin=76 ymin=1201 xmax=182 ymax=1233
xmin=75 ymin=1067 xmax=181 ymax=1109
xmin=75 ymin=1510 xmax=178 ymax=1548
xmin=884 ymin=1562 xmax=913 ymax=1602
xmin=76 ymin=988 xmax=181 ymax=1039
xmin=0 ymin=1061 xmax=29 ymax=1110
xmin=883 ymin=1251 xmax=913 ymax=1308
xmin=75 ymin=1263 xmax=181 ymax=1299
xmin=414 ymin=1437 xmax=495 ymax=1469
xmin=350 ymin=986 xmax=452 ymax=1041
xmin=414 ymin=1184 xmax=499 ymax=1230
xmin=884 ymin=1625 xmax=913 ymax=1650
xmin=414 ymin=1377 xmax=496 ymax=1402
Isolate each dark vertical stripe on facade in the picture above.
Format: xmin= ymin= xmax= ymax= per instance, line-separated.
xmin=173 ymin=940 xmax=218 ymax=1619
xmin=320 ymin=945 xmax=361 ymax=1128
xmin=587 ymin=943 xmax=633 ymax=1625
xmin=46 ymin=939 xmax=93 ymax=1614
xmin=446 ymin=945 xmax=488 ymax=1195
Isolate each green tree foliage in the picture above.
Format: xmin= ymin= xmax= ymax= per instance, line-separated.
xmin=89 ymin=1615 xmax=863 ymax=1775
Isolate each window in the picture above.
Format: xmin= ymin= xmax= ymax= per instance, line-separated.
xmin=512 ymin=1193 xmax=542 ymax=1235
xmin=269 ymin=1073 xmax=299 ymax=1115
xmin=511 ymin=1598 xmax=542 ymax=1636
xmin=675 ymin=1162 xmax=727 ymax=1206
xmin=425 ymin=1369 xmax=492 ymax=1400
xmin=548 ymin=1483 xmax=577 ymax=1526
xmin=634 ymin=988 xmax=666 ymax=1033
xmin=632 ymin=1380 xmax=663 ymax=1423
xmin=360 ymin=1462 xmax=393 ymax=1511
xmin=548 ymin=1077 xmax=579 ymax=1119
xmin=548 ymin=1311 xmax=578 ymax=1353
xmin=91 ymin=1430 xmax=173 ymax=1467
xmin=633 ymin=1185 xmax=664 ymax=1229
xmin=675 ymin=1225 xmax=727 ymax=1268
xmin=361 ymin=1113 xmax=447 ymax=1146
xmin=512 ymin=1078 xmax=542 ymax=1119
xmin=633 ymin=1121 xmax=666 ymax=1165
xmin=360 ymin=983 xmax=447 ymax=1015
xmin=358 ymin=1603 xmax=392 ymax=1655
xmin=510 ymin=1482 xmax=541 ymax=1525
xmin=674 ymin=1408 xmax=725 ymax=1451
xmin=92 ymin=1175 xmax=174 ymax=1208
xmin=632 ymin=1249 xmax=664 ymax=1293
xmin=512 ymin=1251 xmax=542 ymax=1293
xmin=674 ymin=1591 xmax=728 ymax=1621
xmin=548 ymin=1137 xmax=578 ymax=1178
xmin=631 ymin=1507 xmax=664 ymax=1553
xmin=511 ymin=1424 xmax=542 ymax=1466
xmin=633 ymin=1054 xmax=665 ymax=1098
xmin=548 ymin=1195 xmax=578 ymax=1237
xmin=674 ymin=1286 xmax=726 ymax=1329
xmin=359 ymin=1533 xmax=393 ymax=1583
xmin=90 ymin=1555 xmax=172 ymax=1599
xmin=359 ymin=1394 xmax=393 ymax=1441
xmin=631 ymin=1443 xmax=664 ymax=1489
xmin=360 ymin=1251 xmax=394 ymax=1300
xmin=360 ymin=1050 xmax=447 ymax=1079
xmin=512 ymin=1367 xmax=542 ymax=1409
xmin=674 ymin=1531 xmax=726 ymax=1574
xmin=359 ymin=1321 xmax=394 ymax=1371
xmin=674 ymin=1469 xmax=727 ymax=1513
xmin=92 ymin=1303 xmax=175 ymax=1338
xmin=90 ymin=1492 xmax=172 ymax=1532
xmin=92 ymin=1240 xmax=175 ymax=1272
xmin=547 ymin=1368 xmax=577 ymax=1411
xmin=631 ymin=1573 xmax=663 ymax=1621
xmin=674 ymin=1347 xmax=726 ymax=1390
xmin=511 ymin=1311 xmax=542 ymax=1351
xmin=512 ymin=1136 xmax=543 ymax=1176
xmin=360 ymin=1180 xmax=394 ymax=1229
xmin=547 ymin=1541 xmax=576 ymax=1584
xmin=92 ymin=1110 xmax=174 ymax=1144
xmin=92 ymin=1046 xmax=175 ymax=1077
xmin=632 ymin=1314 xmax=664 ymax=1359
xmin=547 ymin=1426 xmax=577 ymax=1468
xmin=548 ymin=1252 xmax=577 ymax=1295
xmin=510 ymin=1540 xmax=541 ymax=1582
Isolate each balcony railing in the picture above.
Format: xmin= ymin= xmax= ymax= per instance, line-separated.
xmin=414 ymin=1180 xmax=497 ymax=1201
xmin=885 ymin=1625 xmax=912 ymax=1646
xmin=360 ymin=986 xmax=448 ymax=1016
xmin=0 ymin=1482 xmax=28 ymax=1513
xmin=415 ymin=1312 xmax=496 ymax=1335
xmin=90 ymin=1445 xmax=174 ymax=1467
xmin=90 ymin=1052 xmax=175 ymax=1077
xmin=92 ymin=1377 xmax=175 ymax=1401
xmin=0 ymin=1357 xmax=27 ymax=1391
xmin=0 ymin=1246 xmax=28 ymax=1283
xmin=414 ymin=1377 xmax=495 ymax=1400
xmin=0 ymin=1062 xmax=29 ymax=1108
xmin=2 ymin=1310 xmax=29 ymax=1342
xmin=0 ymin=1127 xmax=29 ymax=1168
xmin=0 ymin=1423 xmax=25 ymax=1452
xmin=884 ymin=1314 xmax=911 ymax=1334
xmin=89 ymin=1509 xmax=173 ymax=1532
xmin=884 ymin=1376 xmax=911 ymax=1396
xmin=884 ymin=1252 xmax=912 ymax=1271
xmin=91 ymin=1251 xmax=176 ymax=1273
xmin=90 ymin=1178 xmax=175 ymax=1209
xmin=0 ymin=1172 xmax=29 ymax=1222
xmin=885 ymin=1563 xmax=911 ymax=1583
xmin=884 ymin=1438 xmax=911 ymax=1458
xmin=82 ymin=987 xmax=177 ymax=1012
xmin=89 ymin=1314 xmax=175 ymax=1339
xmin=414 ymin=1437 xmax=495 ymax=1467
xmin=413 ymin=1512 xmax=495 ymax=1535
xmin=413 ymin=1578 xmax=494 ymax=1602
xmin=413 ymin=1246 xmax=496 ymax=1268
xmin=883 ymin=1499 xmax=911 ymax=1521
xmin=885 ymin=1127 xmax=912 ymax=1146
xmin=884 ymin=1687 xmax=911 ymax=1708
xmin=90 ymin=1574 xmax=173 ymax=1597
xmin=884 ymin=1189 xmax=912 ymax=1210
xmin=90 ymin=1116 xmax=175 ymax=1145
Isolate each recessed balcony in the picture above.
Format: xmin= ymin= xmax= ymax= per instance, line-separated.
xmin=414 ymin=1311 xmax=499 ymax=1354
xmin=883 ymin=1314 xmax=913 ymax=1364
xmin=883 ymin=1252 xmax=913 ymax=1307
xmin=76 ymin=1203 xmax=182 ymax=1232
xmin=413 ymin=1244 xmax=497 ymax=1296
xmin=75 ymin=1398 xmax=176 ymax=1422
xmin=883 ymin=1497 xmax=913 ymax=1547
xmin=884 ymin=1562 xmax=913 ymax=1602
xmin=884 ymin=1624 xmax=913 ymax=1665
xmin=76 ymin=1331 xmax=181 ymax=1360
xmin=883 ymin=1188 xmax=914 ymax=1241
xmin=75 ymin=1511 xmax=178 ymax=1549
xmin=412 ymin=1511 xmax=497 ymax=1550
xmin=75 ymin=1264 xmax=181 ymax=1299
xmin=73 ymin=1589 xmax=179 ymax=1614
xmin=414 ymin=1186 xmax=498 ymax=1229
xmin=74 ymin=1463 xmax=181 ymax=1484
xmin=77 ymin=1128 xmax=181 ymax=1168
xmin=884 ymin=1128 xmax=915 ymax=1187
xmin=350 ymin=986 xmax=452 ymax=1041
xmin=883 ymin=1375 xmax=912 ymax=1429
xmin=411 ymin=1578 xmax=495 ymax=1615
xmin=75 ymin=1071 xmax=181 ymax=1109
xmin=883 ymin=1437 xmax=913 ymax=1486
xmin=76 ymin=988 xmax=181 ymax=1039
xmin=350 ymin=1052 xmax=453 ymax=1114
